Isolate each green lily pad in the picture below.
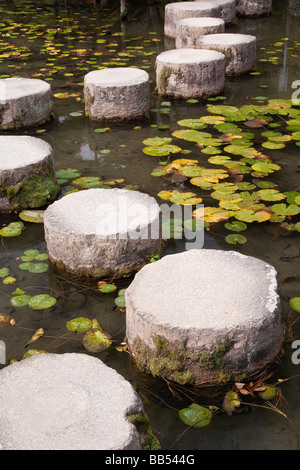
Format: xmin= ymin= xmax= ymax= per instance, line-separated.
xmin=94 ymin=127 xmax=110 ymax=133
xmin=142 ymin=137 xmax=173 ymax=146
xmin=222 ymin=391 xmax=241 ymax=415
xmin=290 ymin=297 xmax=300 ymax=313
xmin=225 ymin=221 xmax=247 ymax=232
xmin=12 ymin=288 xmax=25 ymax=296
xmin=143 ymin=144 xmax=182 ymax=156
xmin=82 ymin=328 xmax=112 ymax=353
xmin=258 ymin=385 xmax=277 ymax=400
xmin=177 ymin=118 xmax=207 ymax=130
xmin=179 ymin=403 xmax=212 ymax=428
xmin=66 ymin=317 xmax=94 ymax=333
xmin=225 ymin=234 xmax=247 ymax=244
xmin=0 ymin=268 xmax=10 ymax=278
xmin=98 ymin=283 xmax=117 ymax=293
xmin=19 ymin=210 xmax=45 ymax=223
xmin=234 ymin=210 xmax=271 ymax=223
xmin=10 ymin=295 xmax=32 ymax=307
xmin=271 ymin=204 xmax=300 ymax=216
xmin=256 ymin=189 xmax=286 ymax=201
xmin=24 ymin=249 xmax=40 ymax=257
xmin=3 ymin=276 xmax=16 ymax=285
xmin=19 ymin=262 xmax=48 ymax=273
xmin=251 ymin=161 xmax=281 ymax=173
xmin=0 ymin=221 xmax=24 ymax=237
xmin=28 ymin=294 xmax=57 ymax=310
xmin=172 ymin=129 xmax=212 ymax=143
xmin=72 ymin=176 xmax=103 ymax=188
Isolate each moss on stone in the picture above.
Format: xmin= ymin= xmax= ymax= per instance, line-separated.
xmin=129 ymin=412 xmax=161 ymax=450
xmin=130 ymin=336 xmax=234 ymax=386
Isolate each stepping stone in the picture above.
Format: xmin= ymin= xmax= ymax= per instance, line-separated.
xmin=125 ymin=249 xmax=283 ymax=386
xmin=156 ymin=48 xmax=225 ymax=99
xmin=44 ymin=188 xmax=162 ymax=278
xmin=196 ymin=33 xmax=257 ymax=76
xmin=0 ymin=136 xmax=59 ymax=212
xmin=195 ymin=0 xmax=237 ymax=23
xmin=236 ymin=0 xmax=272 ymax=17
xmin=0 ymin=353 xmax=151 ymax=450
xmin=84 ymin=67 xmax=150 ymax=121
xmin=176 ymin=17 xmax=225 ymax=49
xmin=0 ymin=77 xmax=53 ymax=130
xmin=164 ymin=2 xmax=222 ymax=39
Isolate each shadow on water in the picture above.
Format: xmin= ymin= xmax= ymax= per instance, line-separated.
xmin=0 ymin=0 xmax=300 ymax=450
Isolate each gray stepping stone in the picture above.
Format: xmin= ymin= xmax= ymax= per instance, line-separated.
xmin=197 ymin=33 xmax=257 ymax=76
xmin=236 ymin=0 xmax=272 ymax=17
xmin=44 ymin=188 xmax=162 ymax=278
xmin=0 ymin=353 xmax=148 ymax=450
xmin=176 ymin=17 xmax=225 ymax=49
xmin=126 ymin=249 xmax=283 ymax=385
xmin=156 ymin=48 xmax=225 ymax=99
xmin=195 ymin=0 xmax=237 ymax=23
xmin=0 ymin=136 xmax=59 ymax=211
xmin=84 ymin=67 xmax=150 ymax=121
xmin=164 ymin=2 xmax=222 ymax=39
xmin=0 ymin=77 xmax=53 ymax=129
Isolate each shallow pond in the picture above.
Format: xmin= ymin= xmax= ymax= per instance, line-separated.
xmin=0 ymin=0 xmax=300 ymax=450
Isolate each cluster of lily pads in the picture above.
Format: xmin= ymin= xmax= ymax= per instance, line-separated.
xmin=147 ymin=99 xmax=300 ymax=244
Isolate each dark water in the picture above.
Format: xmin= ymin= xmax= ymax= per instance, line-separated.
xmin=0 ymin=0 xmax=300 ymax=450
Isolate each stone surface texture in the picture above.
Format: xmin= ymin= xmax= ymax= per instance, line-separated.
xmin=196 ymin=33 xmax=257 ymax=76
xmin=126 ymin=249 xmax=283 ymax=385
xmin=236 ymin=0 xmax=272 ymax=17
xmin=175 ymin=18 xmax=225 ymax=49
xmin=195 ymin=0 xmax=237 ymax=23
xmin=84 ymin=68 xmax=150 ymax=121
xmin=0 ymin=77 xmax=53 ymax=129
xmin=44 ymin=188 xmax=162 ymax=278
xmin=164 ymin=2 xmax=222 ymax=38
xmin=0 ymin=136 xmax=59 ymax=211
xmin=156 ymin=48 xmax=225 ymax=98
xmin=0 ymin=353 xmax=145 ymax=450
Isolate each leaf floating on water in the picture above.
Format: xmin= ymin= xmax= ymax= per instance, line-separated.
xmin=24 ymin=328 xmax=44 ymax=348
xmin=98 ymin=283 xmax=117 ymax=293
xmin=178 ymin=403 xmax=212 ymax=428
xmin=0 ymin=268 xmax=10 ymax=278
xmin=0 ymin=221 xmax=24 ymax=237
xmin=27 ymin=294 xmax=56 ymax=310
xmin=10 ymin=295 xmax=32 ymax=307
xmin=222 ymin=391 xmax=241 ymax=415
xmin=115 ymin=289 xmax=126 ymax=308
xmin=82 ymin=328 xmax=112 ymax=353
xmin=290 ymin=297 xmax=300 ymax=313
xmin=3 ymin=276 xmax=16 ymax=285
xmin=23 ymin=349 xmax=48 ymax=359
xmin=66 ymin=317 xmax=94 ymax=333
xmin=225 ymin=234 xmax=247 ymax=245
xmin=0 ymin=314 xmax=14 ymax=328
xmin=19 ymin=210 xmax=45 ymax=223
xmin=258 ymin=384 xmax=277 ymax=400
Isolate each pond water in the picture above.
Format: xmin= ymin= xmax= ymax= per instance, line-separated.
xmin=0 ymin=0 xmax=300 ymax=450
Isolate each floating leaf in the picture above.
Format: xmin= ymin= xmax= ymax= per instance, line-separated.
xmin=0 ymin=314 xmax=14 ymax=328
xmin=28 ymin=294 xmax=56 ymax=310
xmin=82 ymin=328 xmax=112 ymax=353
xmin=290 ymin=297 xmax=300 ymax=313
xmin=143 ymin=144 xmax=182 ymax=156
xmin=3 ymin=276 xmax=16 ymax=285
xmin=0 ymin=221 xmax=24 ymax=237
xmin=24 ymin=328 xmax=44 ymax=348
xmin=258 ymin=384 xmax=277 ymax=400
xmin=177 ymin=119 xmax=207 ymax=130
xmin=72 ymin=176 xmax=102 ymax=188
xmin=23 ymin=349 xmax=48 ymax=359
xmin=225 ymin=221 xmax=247 ymax=232
xmin=56 ymin=168 xmax=82 ymax=183
xmin=256 ymin=189 xmax=286 ymax=201
xmin=179 ymin=403 xmax=212 ymax=428
xmin=94 ymin=127 xmax=110 ymax=133
xmin=19 ymin=262 xmax=48 ymax=273
xmin=98 ymin=283 xmax=117 ymax=293
xmin=10 ymin=295 xmax=32 ymax=307
xmin=234 ymin=210 xmax=271 ymax=223
xmin=251 ymin=161 xmax=281 ymax=173
xmin=19 ymin=210 xmax=45 ymax=223
xmin=193 ymin=207 xmax=231 ymax=223
xmin=222 ymin=391 xmax=241 ymax=415
xmin=0 ymin=268 xmax=10 ymax=278
xmin=142 ymin=137 xmax=172 ymax=146
xmin=12 ymin=288 xmax=25 ymax=296
xmin=225 ymin=234 xmax=247 ymax=244
xmin=66 ymin=317 xmax=94 ymax=333
xmin=271 ymin=204 xmax=300 ymax=216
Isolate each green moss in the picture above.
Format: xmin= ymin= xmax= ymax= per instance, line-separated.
xmin=129 ymin=412 xmax=161 ymax=450
xmin=131 ymin=336 xmax=234 ymax=385
xmin=159 ymin=68 xmax=171 ymax=95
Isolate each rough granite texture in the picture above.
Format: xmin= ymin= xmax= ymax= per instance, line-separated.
xmin=196 ymin=33 xmax=257 ymax=76
xmin=126 ymin=249 xmax=283 ymax=384
xmin=176 ymin=18 xmax=225 ymax=49
xmin=0 ymin=77 xmax=53 ymax=129
xmin=84 ymin=68 xmax=150 ymax=121
xmin=44 ymin=188 xmax=162 ymax=277
xmin=0 ymin=136 xmax=59 ymax=211
xmin=195 ymin=0 xmax=237 ymax=23
xmin=0 ymin=353 xmax=144 ymax=450
xmin=236 ymin=0 xmax=272 ymax=17
xmin=164 ymin=2 xmax=222 ymax=38
xmin=156 ymin=48 xmax=225 ymax=98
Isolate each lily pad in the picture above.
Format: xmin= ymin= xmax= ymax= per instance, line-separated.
xmin=177 ymin=119 xmax=207 ymax=130
xmin=143 ymin=144 xmax=182 ymax=156
xmin=258 ymin=384 xmax=277 ymax=400
xmin=19 ymin=210 xmax=45 ymax=223
xmin=0 ymin=268 xmax=10 ymax=278
xmin=0 ymin=221 xmax=24 ymax=237
xmin=178 ymin=403 xmax=212 ymax=428
xmin=225 ymin=234 xmax=247 ymax=245
xmin=23 ymin=349 xmax=48 ymax=358
xmin=72 ymin=176 xmax=103 ymax=188
xmin=82 ymin=328 xmax=112 ymax=353
xmin=98 ymin=283 xmax=117 ymax=293
xmin=66 ymin=317 xmax=94 ymax=333
xmin=10 ymin=295 xmax=32 ymax=307
xmin=27 ymin=294 xmax=57 ymax=310
xmin=290 ymin=297 xmax=300 ymax=313
xmin=225 ymin=221 xmax=247 ymax=232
